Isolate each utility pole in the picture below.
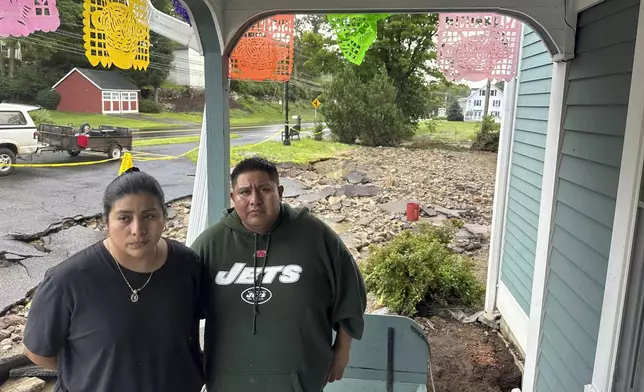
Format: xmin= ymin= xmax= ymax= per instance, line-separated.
xmin=283 ymin=81 xmax=291 ymax=146
xmin=482 ymin=78 xmax=492 ymax=118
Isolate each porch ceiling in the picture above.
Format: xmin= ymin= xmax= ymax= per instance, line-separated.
xmin=202 ymin=0 xmax=578 ymax=61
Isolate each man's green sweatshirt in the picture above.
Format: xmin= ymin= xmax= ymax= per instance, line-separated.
xmin=191 ymin=204 xmax=367 ymax=392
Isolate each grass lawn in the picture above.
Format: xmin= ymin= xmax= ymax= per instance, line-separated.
xmin=229 ymin=99 xmax=321 ymax=127
xmin=49 ymin=99 xmax=321 ymax=130
xmin=185 ymin=138 xmax=352 ymax=165
xmin=132 ymin=134 xmax=240 ymax=147
xmin=417 ymin=120 xmax=479 ymax=144
xmin=142 ymin=112 xmax=203 ymax=123
xmin=49 ymin=111 xmax=166 ymax=130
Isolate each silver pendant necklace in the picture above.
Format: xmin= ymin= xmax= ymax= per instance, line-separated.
xmin=107 ymin=240 xmax=157 ymax=303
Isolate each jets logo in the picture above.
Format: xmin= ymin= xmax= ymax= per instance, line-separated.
xmin=215 ymin=263 xmax=303 ymax=285
xmin=240 ymin=287 xmax=272 ymax=304
xmin=215 ymin=263 xmax=302 ymax=305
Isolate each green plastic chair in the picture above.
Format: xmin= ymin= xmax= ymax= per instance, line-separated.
xmin=324 ymin=314 xmax=433 ymax=392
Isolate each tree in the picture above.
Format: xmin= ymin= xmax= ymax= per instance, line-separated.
xmin=293 ymin=14 xmax=463 ymax=126
xmin=293 ymin=15 xmax=342 ymax=83
xmin=357 ymin=14 xmax=442 ymax=124
xmin=446 ymin=99 xmax=464 ymax=121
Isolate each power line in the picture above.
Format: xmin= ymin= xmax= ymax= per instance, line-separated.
xmin=19 ymin=36 xmax=198 ymax=74
xmin=20 ymin=32 xmax=326 ymax=90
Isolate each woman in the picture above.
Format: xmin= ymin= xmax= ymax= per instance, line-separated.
xmin=22 ymin=167 xmax=205 ymax=392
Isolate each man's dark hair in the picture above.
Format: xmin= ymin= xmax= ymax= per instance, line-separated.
xmin=231 ymin=157 xmax=280 ymax=187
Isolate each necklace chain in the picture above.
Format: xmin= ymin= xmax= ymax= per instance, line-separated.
xmin=107 ymin=240 xmax=157 ymax=303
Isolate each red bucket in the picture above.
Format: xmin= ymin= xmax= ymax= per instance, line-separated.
xmin=406 ymin=202 xmax=420 ymax=222
xmin=77 ymin=134 xmax=89 ymax=148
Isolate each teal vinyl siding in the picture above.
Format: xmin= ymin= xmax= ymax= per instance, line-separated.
xmin=499 ymin=26 xmax=552 ymax=314
xmin=535 ymin=0 xmax=638 ymax=390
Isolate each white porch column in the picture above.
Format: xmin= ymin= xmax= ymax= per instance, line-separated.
xmin=521 ymin=60 xmax=568 ymax=392
xmin=186 ymin=106 xmax=209 ymax=246
xmin=484 ymin=75 xmax=518 ymax=317
xmin=587 ymin=2 xmax=644 ymax=391
xmin=184 ymin=0 xmax=230 ymax=246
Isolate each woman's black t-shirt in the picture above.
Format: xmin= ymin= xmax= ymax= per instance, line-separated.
xmin=23 ymin=238 xmax=205 ymax=392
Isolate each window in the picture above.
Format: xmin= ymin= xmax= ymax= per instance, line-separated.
xmin=474 ymin=100 xmax=482 ymax=106
xmin=0 ymin=111 xmax=27 ymax=125
xmin=491 ymin=111 xmax=500 ymax=117
xmin=103 ymin=91 xmax=122 ymax=100
xmin=490 ymin=90 xmax=497 ymax=96
xmin=473 ymin=110 xmax=482 ymax=118
xmin=493 ymin=100 xmax=501 ymax=107
xmin=479 ymin=90 xmax=485 ymax=96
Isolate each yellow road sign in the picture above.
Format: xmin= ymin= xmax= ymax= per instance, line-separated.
xmin=312 ymin=98 xmax=321 ymax=109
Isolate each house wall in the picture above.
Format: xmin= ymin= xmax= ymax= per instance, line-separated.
xmin=498 ymin=26 xmax=553 ymax=322
xmin=168 ymin=48 xmax=205 ymax=87
xmin=54 ymin=71 xmax=102 ymax=114
xmin=464 ymin=85 xmax=505 ymax=122
xmin=535 ymin=0 xmax=639 ymax=390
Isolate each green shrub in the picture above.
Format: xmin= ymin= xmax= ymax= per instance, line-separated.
xmin=471 ymin=115 xmax=501 ymax=151
xmin=361 ymin=223 xmax=484 ymax=316
xmin=29 ymin=109 xmax=53 ymax=127
xmin=420 ymin=119 xmax=438 ymax=134
xmin=321 ymin=65 xmax=412 ymax=146
xmin=313 ymin=122 xmax=324 ymax=141
xmin=139 ymin=99 xmax=163 ymax=113
xmin=35 ymin=89 xmax=60 ymax=110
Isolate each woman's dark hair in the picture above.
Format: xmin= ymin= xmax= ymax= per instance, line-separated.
xmin=102 ymin=167 xmax=168 ymax=222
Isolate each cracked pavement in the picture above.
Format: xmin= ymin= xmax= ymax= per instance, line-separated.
xmin=0 ymin=154 xmax=196 ymax=312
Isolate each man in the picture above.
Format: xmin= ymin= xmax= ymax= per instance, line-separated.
xmin=191 ymin=157 xmax=367 ymax=392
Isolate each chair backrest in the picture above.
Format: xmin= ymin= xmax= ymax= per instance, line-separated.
xmin=324 ymin=314 xmax=429 ymax=392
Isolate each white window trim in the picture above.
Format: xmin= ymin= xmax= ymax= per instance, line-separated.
xmin=497 ymin=281 xmax=529 ymax=351
xmin=121 ymin=91 xmax=138 ymax=114
xmin=101 ymin=90 xmax=139 ymax=114
xmin=521 ymin=60 xmax=569 ymax=392
xmin=484 ymin=76 xmax=519 ymax=319
xmin=102 ymin=90 xmax=117 ymax=114
xmin=588 ymin=2 xmax=644 ymax=391
xmin=485 ymin=27 xmax=523 ymax=343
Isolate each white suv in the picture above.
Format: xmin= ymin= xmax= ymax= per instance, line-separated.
xmin=0 ymin=103 xmax=40 ymax=177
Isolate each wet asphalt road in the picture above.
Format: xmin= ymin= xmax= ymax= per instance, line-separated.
xmin=131 ymin=122 xmax=314 ymax=139
xmin=1 ymin=123 xmax=324 ymax=238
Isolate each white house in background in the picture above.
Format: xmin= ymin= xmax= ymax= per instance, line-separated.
xmin=462 ymin=84 xmax=505 ymax=122
xmin=0 ymin=41 xmax=22 ymax=61
xmin=168 ymin=46 xmax=205 ymax=87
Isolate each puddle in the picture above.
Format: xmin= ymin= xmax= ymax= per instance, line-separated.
xmin=324 ymin=168 xmax=348 ymax=180
xmin=323 ymin=220 xmax=352 ymax=234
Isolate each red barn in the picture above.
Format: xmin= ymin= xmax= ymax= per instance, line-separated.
xmin=52 ymin=68 xmax=140 ymax=114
